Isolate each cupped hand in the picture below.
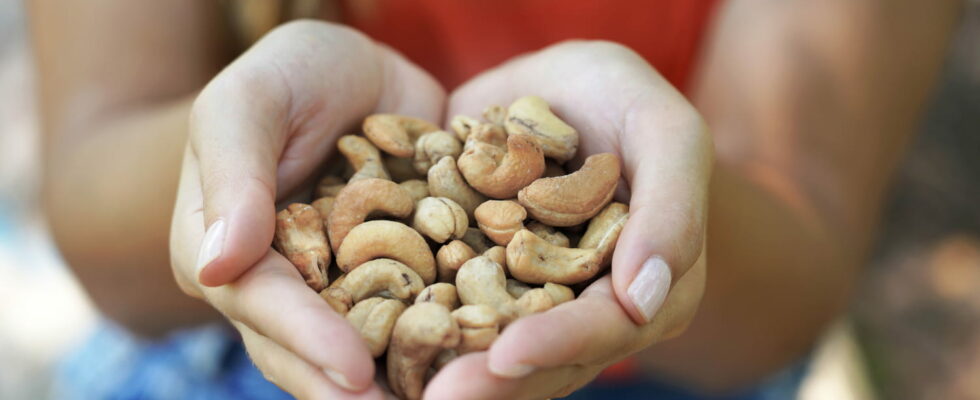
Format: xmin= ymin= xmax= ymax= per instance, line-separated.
xmin=169 ymin=20 xmax=444 ymax=399
xmin=424 ymin=41 xmax=712 ymax=400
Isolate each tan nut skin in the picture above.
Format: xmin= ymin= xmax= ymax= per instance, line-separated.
xmin=482 ymin=246 xmax=507 ymax=269
xmin=387 ymin=303 xmax=460 ymax=400
xmin=505 ymin=279 xmax=531 ymax=299
xmin=516 ymin=288 xmax=555 ymax=317
xmin=450 ymin=115 xmax=480 ymax=142
xmin=319 ymin=287 xmax=353 ymax=316
xmin=336 ymin=220 xmax=437 ymax=284
xmin=273 ymin=204 xmax=331 ymax=291
xmin=311 ymin=197 xmax=335 ymax=228
xmin=474 ymin=200 xmax=527 ymax=246
xmin=327 ymin=178 xmax=414 ymax=252
xmin=483 ymin=105 xmax=506 ymax=126
xmin=518 ymin=153 xmax=621 ymax=226
xmin=543 ymin=282 xmax=575 ymax=304
xmin=526 ymin=221 xmax=570 ymax=247
xmin=399 ymin=179 xmax=430 ymax=203
xmin=315 ymin=175 xmax=346 ymax=198
xmin=436 ymin=240 xmax=477 ymax=283
xmin=455 ymin=256 xmax=519 ymax=323
xmin=414 ymin=130 xmax=463 ymax=174
xmin=505 ymin=202 xmax=628 ymax=284
xmin=460 ymin=227 xmax=495 ymax=254
xmin=504 ymin=95 xmax=579 ymax=162
xmin=337 ymin=258 xmax=425 ymax=302
xmin=411 ymin=197 xmax=468 ymax=243
xmin=459 ymin=135 xmax=545 ymax=199
xmin=364 ymin=114 xmax=440 ymax=158
xmin=415 ymin=283 xmax=461 ymax=309
xmin=452 ymin=304 xmax=500 ymax=354
xmin=427 ymin=156 xmax=487 ymax=219
xmin=338 ymin=135 xmax=391 ymax=182
xmin=347 ymin=297 xmax=407 ymax=357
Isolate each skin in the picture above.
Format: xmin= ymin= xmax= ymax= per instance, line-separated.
xmin=29 ymin=0 xmax=960 ymax=398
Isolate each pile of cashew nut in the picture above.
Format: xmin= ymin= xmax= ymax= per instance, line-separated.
xmin=272 ymin=96 xmax=628 ymax=400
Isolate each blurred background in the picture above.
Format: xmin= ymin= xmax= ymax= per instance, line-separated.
xmin=1 ymin=1 xmax=977 ymax=399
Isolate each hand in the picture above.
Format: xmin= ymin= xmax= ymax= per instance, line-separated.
xmin=424 ymin=41 xmax=712 ymax=399
xmin=169 ymin=21 xmax=444 ymax=399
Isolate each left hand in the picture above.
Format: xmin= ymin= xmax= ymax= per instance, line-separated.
xmin=423 ymin=40 xmax=712 ymax=400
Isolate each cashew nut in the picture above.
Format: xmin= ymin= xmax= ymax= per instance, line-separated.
xmin=385 ymin=154 xmax=426 ymax=182
xmin=387 ymin=303 xmax=460 ymax=400
xmin=482 ymin=105 xmax=506 ymax=126
xmin=526 ymin=221 xmax=570 ymax=247
xmin=543 ymin=282 xmax=575 ymax=305
xmin=327 ymin=178 xmax=414 ymax=252
xmin=463 ymin=122 xmax=507 ymax=150
xmin=347 ymin=297 xmax=408 ymax=357
xmin=578 ymin=201 xmax=630 ymax=266
xmin=455 ymin=256 xmax=519 ymax=323
xmin=399 ymin=179 xmax=430 ymax=203
xmin=338 ymin=135 xmax=391 ymax=182
xmin=413 ymin=130 xmax=463 ymax=174
xmin=337 ymin=258 xmax=424 ymax=302
xmin=452 ymin=304 xmax=500 ymax=354
xmin=273 ymin=203 xmax=331 ymax=291
xmin=517 ymin=153 xmax=621 ymax=226
xmin=460 ymin=227 xmax=495 ymax=254
xmin=449 ymin=115 xmax=481 ymax=142
xmin=427 ymin=156 xmax=487 ymax=219
xmin=458 ymin=135 xmax=545 ymax=199
xmin=505 ymin=279 xmax=532 ymax=299
xmin=474 ymin=200 xmax=527 ymax=246
xmin=315 ymin=175 xmax=346 ymax=198
xmin=482 ymin=246 xmax=507 ymax=270
xmin=516 ymin=288 xmax=555 ymax=317
xmin=504 ymin=95 xmax=579 ymax=162
xmin=363 ymin=114 xmax=440 ymax=158
xmin=436 ymin=240 xmax=476 ymax=283
xmin=319 ymin=287 xmax=353 ymax=316
xmin=411 ymin=197 xmax=468 ymax=243
xmin=311 ymin=196 xmax=335 ymax=227
xmin=415 ymin=283 xmax=460 ymax=309
xmin=336 ymin=220 xmax=436 ymax=284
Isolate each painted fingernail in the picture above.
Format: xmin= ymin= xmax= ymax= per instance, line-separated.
xmin=489 ymin=362 xmax=535 ymax=378
xmin=627 ymin=256 xmax=672 ymax=323
xmin=323 ymin=368 xmax=358 ymax=391
xmin=196 ymin=219 xmax=226 ymax=276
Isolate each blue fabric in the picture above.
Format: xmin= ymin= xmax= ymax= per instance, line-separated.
xmin=56 ymin=320 xmax=806 ymax=400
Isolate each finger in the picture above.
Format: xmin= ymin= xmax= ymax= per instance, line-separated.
xmin=235 ymin=322 xmax=386 ymax=400
xmin=424 ymin=352 xmax=601 ymax=400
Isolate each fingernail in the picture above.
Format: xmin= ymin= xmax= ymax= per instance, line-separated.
xmin=196 ymin=219 xmax=226 ymax=275
xmin=489 ymin=362 xmax=535 ymax=378
xmin=323 ymin=368 xmax=358 ymax=391
xmin=627 ymin=256 xmax=672 ymax=323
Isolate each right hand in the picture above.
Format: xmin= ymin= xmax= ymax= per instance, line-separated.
xmin=169 ymin=20 xmax=445 ymax=399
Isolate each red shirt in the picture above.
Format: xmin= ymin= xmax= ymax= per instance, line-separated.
xmin=341 ymin=0 xmax=720 ymax=92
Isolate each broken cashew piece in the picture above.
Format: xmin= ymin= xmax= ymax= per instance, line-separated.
xmin=411 ymin=197 xmax=468 ymax=243
xmin=504 ymin=95 xmax=579 ymax=162
xmin=338 ymin=135 xmax=390 ymax=182
xmin=337 ymin=258 xmax=424 ymax=302
xmin=455 ymin=256 xmax=519 ymax=323
xmin=427 ymin=156 xmax=487 ymax=219
xmin=415 ymin=283 xmax=460 ymax=309
xmin=319 ymin=287 xmax=353 ymax=316
xmin=474 ymin=200 xmax=527 ymax=246
xmin=452 ymin=304 xmax=501 ymax=354
xmin=387 ymin=303 xmax=460 ymax=400
xmin=459 ymin=135 xmax=545 ymax=199
xmin=336 ymin=220 xmax=436 ymax=284
xmin=347 ymin=297 xmax=407 ymax=357
xmin=518 ymin=153 xmax=621 ymax=226
xmin=363 ymin=114 xmax=440 ymax=158
xmin=273 ymin=204 xmax=331 ymax=291
xmin=436 ymin=240 xmax=477 ymax=283
xmin=414 ymin=130 xmax=462 ymax=174
xmin=327 ymin=178 xmax=414 ymax=252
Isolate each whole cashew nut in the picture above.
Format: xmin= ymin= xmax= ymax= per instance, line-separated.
xmin=504 ymin=95 xmax=579 ymax=162
xmin=387 ymin=303 xmax=460 ymax=400
xmin=338 ymin=135 xmax=391 ymax=182
xmin=363 ymin=114 xmax=440 ymax=158
xmin=327 ymin=178 xmax=414 ymax=252
xmin=474 ymin=200 xmax=527 ymax=246
xmin=336 ymin=220 xmax=436 ymax=284
xmin=414 ymin=130 xmax=463 ymax=175
xmin=398 ymin=179 xmax=430 ymax=203
xmin=415 ymin=283 xmax=461 ymax=309
xmin=273 ymin=203 xmax=331 ymax=291
xmin=455 ymin=256 xmax=519 ymax=323
xmin=411 ymin=197 xmax=468 ymax=243
xmin=452 ymin=304 xmax=501 ymax=354
xmin=347 ymin=297 xmax=408 ymax=357
xmin=517 ymin=153 xmax=621 ymax=226
xmin=577 ymin=201 xmax=630 ymax=266
xmin=458 ymin=135 xmax=545 ymax=199
xmin=319 ymin=287 xmax=353 ymax=316
xmin=337 ymin=258 xmax=425 ymax=302
xmin=427 ymin=156 xmax=487 ymax=219
xmin=526 ymin=221 xmax=570 ymax=247
xmin=436 ymin=240 xmax=477 ymax=283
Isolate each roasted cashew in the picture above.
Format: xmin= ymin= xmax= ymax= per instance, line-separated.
xmin=413 ymin=130 xmax=463 ymax=174
xmin=327 ymin=178 xmax=414 ymax=252
xmin=526 ymin=221 xmax=570 ymax=247
xmin=482 ymin=105 xmax=506 ymax=126
xmin=387 ymin=303 xmax=460 ymax=400
xmin=399 ymin=179 xmax=430 ymax=203
xmin=319 ymin=287 xmax=353 ymax=316
xmin=411 ymin=197 xmax=468 ymax=243
xmin=449 ymin=115 xmax=481 ymax=142
xmin=458 ymin=135 xmax=545 ymax=199
xmin=517 ymin=153 xmax=621 ymax=226
xmin=482 ymin=246 xmax=507 ymax=270
xmin=516 ymin=288 xmax=554 ymax=317
xmin=463 ymin=122 xmax=507 ymax=150
xmin=337 ymin=135 xmax=390 ymax=182
xmin=436 ymin=240 xmax=476 ymax=283
xmin=455 ymin=256 xmax=519 ymax=323
xmin=427 ymin=156 xmax=487 ymax=219
xmin=315 ymin=175 xmax=346 ymax=198
xmin=337 ymin=258 xmax=424 ymax=302
xmin=505 ymin=202 xmax=628 ymax=284
xmin=385 ymin=154 xmax=425 ymax=182
xmin=504 ymin=95 xmax=579 ymax=162
xmin=336 ymin=220 xmax=436 ymax=284
xmin=460 ymin=227 xmax=495 ymax=254
xmin=543 ymin=282 xmax=575 ymax=304
xmin=505 ymin=279 xmax=531 ymax=299
xmin=363 ymin=114 xmax=440 ymax=158
xmin=311 ymin=196 xmax=335 ymax=227
xmin=273 ymin=203 xmax=331 ymax=291
xmin=474 ymin=200 xmax=527 ymax=246
xmin=347 ymin=297 xmax=407 ymax=357
xmin=415 ymin=283 xmax=460 ymax=309
xmin=452 ymin=304 xmax=500 ymax=354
